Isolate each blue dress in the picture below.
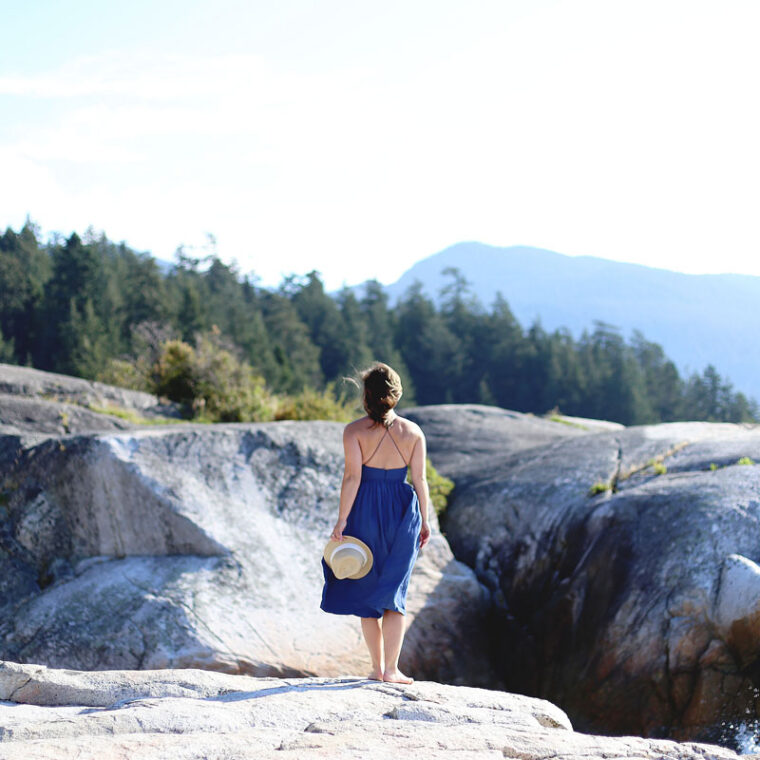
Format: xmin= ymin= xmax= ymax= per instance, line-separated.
xmin=321 ymin=439 xmax=422 ymax=618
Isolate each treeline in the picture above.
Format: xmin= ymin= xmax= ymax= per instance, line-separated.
xmin=0 ymin=221 xmax=757 ymax=425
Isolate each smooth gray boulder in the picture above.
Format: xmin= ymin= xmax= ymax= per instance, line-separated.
xmin=0 ymin=421 xmax=490 ymax=685
xmin=439 ymin=419 xmax=760 ymax=742
xmin=403 ymin=404 xmax=613 ymax=483
xmin=0 ymin=393 xmax=135 ymax=439
xmin=0 ymin=661 xmax=743 ymax=760
xmin=0 ymin=362 xmax=178 ymax=419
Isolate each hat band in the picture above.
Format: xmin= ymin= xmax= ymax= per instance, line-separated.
xmin=330 ymin=542 xmax=368 ymax=564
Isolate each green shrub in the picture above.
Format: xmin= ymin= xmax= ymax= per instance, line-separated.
xmin=274 ymin=384 xmax=353 ymax=422
xmin=406 ymin=458 xmax=454 ymax=517
xmin=426 ymin=459 xmax=454 ymax=516
xmin=738 ymin=456 xmax=756 ymax=466
xmin=154 ymin=339 xmax=197 ymax=411
xmin=191 ymin=332 xmax=275 ymax=422
xmin=97 ymin=359 xmax=150 ymax=392
xmin=104 ymin=330 xmax=276 ymax=423
xmin=709 ymin=462 xmax=719 ymax=471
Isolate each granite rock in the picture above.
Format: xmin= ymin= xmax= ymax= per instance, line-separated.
xmin=0 ymin=421 xmax=490 ymax=685
xmin=438 ymin=418 xmax=760 ymax=741
xmin=0 ymin=661 xmax=742 ymax=760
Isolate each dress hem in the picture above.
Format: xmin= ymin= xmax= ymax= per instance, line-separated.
xmin=320 ymin=605 xmax=406 ymax=619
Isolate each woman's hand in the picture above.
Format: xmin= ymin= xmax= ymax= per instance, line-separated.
xmin=419 ymin=521 xmax=431 ymax=549
xmin=331 ymin=518 xmax=348 ymax=541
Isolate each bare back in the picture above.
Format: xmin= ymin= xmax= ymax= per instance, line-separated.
xmin=351 ymin=415 xmax=420 ymax=470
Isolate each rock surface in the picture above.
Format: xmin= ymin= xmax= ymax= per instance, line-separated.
xmin=431 ymin=416 xmax=760 ymax=742
xmin=0 ymin=362 xmax=178 ymax=420
xmin=0 ymin=393 xmax=134 ymax=439
xmin=0 ymin=420 xmax=490 ymax=686
xmin=403 ymin=404 xmax=606 ymax=483
xmin=0 ymin=661 xmax=744 ymax=760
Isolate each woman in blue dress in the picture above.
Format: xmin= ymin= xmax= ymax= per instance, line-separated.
xmin=321 ymin=363 xmax=431 ymax=683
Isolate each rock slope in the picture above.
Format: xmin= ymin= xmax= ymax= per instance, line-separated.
xmin=0 ymin=362 xmax=177 ymax=420
xmin=431 ymin=416 xmax=760 ymax=741
xmin=0 ymin=661 xmax=742 ymax=760
xmin=403 ymin=404 xmax=609 ymax=483
xmin=0 ymin=421 xmax=489 ymax=685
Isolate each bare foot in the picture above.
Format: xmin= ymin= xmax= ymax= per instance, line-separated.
xmin=383 ymin=669 xmax=413 ymax=684
xmin=367 ymin=670 xmax=383 ymax=681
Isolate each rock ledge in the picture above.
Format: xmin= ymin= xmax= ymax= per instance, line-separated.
xmin=0 ymin=661 xmax=741 ymax=759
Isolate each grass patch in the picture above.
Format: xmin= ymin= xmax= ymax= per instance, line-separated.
xmin=88 ymin=404 xmax=182 ymax=425
xmin=589 ymin=481 xmax=612 ymax=496
xmin=546 ymin=414 xmax=590 ymax=431
xmin=646 ymin=458 xmax=667 ymax=476
xmin=708 ymin=458 xmax=755 ymax=470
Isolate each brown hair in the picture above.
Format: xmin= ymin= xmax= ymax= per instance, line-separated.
xmin=361 ymin=363 xmax=403 ymax=427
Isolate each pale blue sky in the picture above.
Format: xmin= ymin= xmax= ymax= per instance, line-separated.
xmin=1 ymin=0 xmax=758 ymax=289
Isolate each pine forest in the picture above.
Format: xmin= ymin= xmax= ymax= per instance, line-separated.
xmin=0 ymin=221 xmax=756 ymax=425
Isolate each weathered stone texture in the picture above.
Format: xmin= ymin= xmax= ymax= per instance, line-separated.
xmin=0 ymin=662 xmax=742 ymax=760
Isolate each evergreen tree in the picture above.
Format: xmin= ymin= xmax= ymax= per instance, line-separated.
xmin=395 ymin=282 xmax=461 ymax=404
xmin=41 ymin=233 xmax=108 ymax=373
xmin=336 ymin=287 xmax=373 ymax=374
xmin=0 ymin=221 xmax=49 ymax=363
xmin=577 ymin=322 xmax=653 ymax=425
xmin=630 ymin=331 xmax=682 ymax=422
xmin=0 ymin=221 xmax=756 ymax=425
xmin=59 ymin=298 xmax=110 ymax=378
xmin=481 ymin=293 xmax=524 ymax=409
xmin=260 ymin=289 xmax=322 ymax=393
xmin=438 ymin=267 xmax=485 ymax=402
xmin=358 ymin=280 xmax=416 ymax=404
xmin=0 ymin=326 xmax=15 ymax=363
xmin=291 ymin=271 xmax=356 ymax=382
xmin=236 ymin=277 xmax=278 ymax=382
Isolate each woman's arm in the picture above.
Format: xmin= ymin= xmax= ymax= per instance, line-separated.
xmin=409 ymin=430 xmax=431 ymax=548
xmin=330 ymin=424 xmax=363 ymax=541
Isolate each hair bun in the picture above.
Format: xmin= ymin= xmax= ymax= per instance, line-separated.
xmin=361 ymin=363 xmax=403 ymax=426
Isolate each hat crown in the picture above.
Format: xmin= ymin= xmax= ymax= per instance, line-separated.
xmin=334 ymin=553 xmax=362 ymax=579
xmin=323 ymin=535 xmax=374 ymax=580
xmin=330 ymin=542 xmax=368 ymax=579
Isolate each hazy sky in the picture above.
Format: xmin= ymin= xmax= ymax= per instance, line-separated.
xmin=1 ymin=0 xmax=758 ymax=290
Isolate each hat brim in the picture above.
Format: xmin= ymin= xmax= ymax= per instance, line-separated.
xmin=323 ymin=535 xmax=374 ymax=580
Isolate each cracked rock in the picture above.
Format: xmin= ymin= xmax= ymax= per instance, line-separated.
xmin=427 ymin=413 xmax=760 ymax=742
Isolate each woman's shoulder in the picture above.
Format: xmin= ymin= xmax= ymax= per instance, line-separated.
xmin=343 ymin=416 xmax=371 ymax=436
xmin=394 ymin=414 xmax=424 ymax=439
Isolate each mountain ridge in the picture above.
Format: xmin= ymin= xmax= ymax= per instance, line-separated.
xmin=377 ymin=242 xmax=758 ymax=400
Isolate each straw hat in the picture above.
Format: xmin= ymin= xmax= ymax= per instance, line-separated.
xmin=323 ymin=535 xmax=373 ymax=579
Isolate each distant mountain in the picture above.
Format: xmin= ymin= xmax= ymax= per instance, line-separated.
xmin=380 ymin=243 xmax=759 ymax=401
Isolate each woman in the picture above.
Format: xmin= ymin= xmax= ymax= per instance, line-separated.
xmin=321 ymin=362 xmax=431 ymax=684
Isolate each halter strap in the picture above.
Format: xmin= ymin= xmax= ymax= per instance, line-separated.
xmin=362 ymin=420 xmax=408 ymax=467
